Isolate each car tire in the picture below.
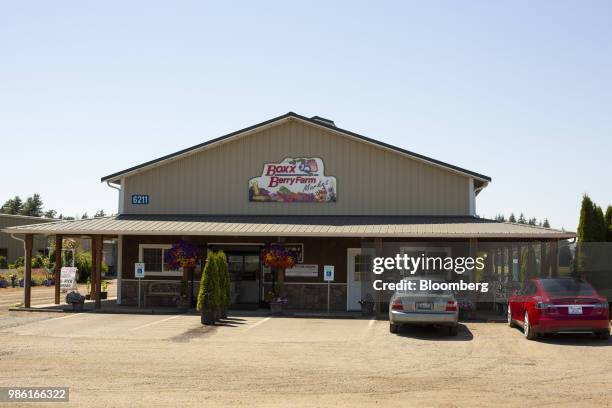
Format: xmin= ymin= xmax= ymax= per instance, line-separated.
xmin=390 ymin=323 xmax=399 ymax=334
xmin=507 ymin=304 xmax=515 ymax=327
xmin=524 ymin=311 xmax=537 ymax=340
xmin=448 ymin=325 xmax=458 ymax=336
xmin=595 ymin=331 xmax=610 ymax=340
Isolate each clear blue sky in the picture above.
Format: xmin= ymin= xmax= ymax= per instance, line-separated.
xmin=2 ymin=1 xmax=611 ymax=231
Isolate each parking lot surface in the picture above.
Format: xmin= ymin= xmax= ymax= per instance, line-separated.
xmin=0 ymin=310 xmax=610 ymax=407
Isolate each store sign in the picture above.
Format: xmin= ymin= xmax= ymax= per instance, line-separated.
xmin=60 ymin=267 xmax=78 ymax=292
xmin=285 ymin=264 xmax=319 ymax=277
xmin=249 ymin=157 xmax=337 ymax=202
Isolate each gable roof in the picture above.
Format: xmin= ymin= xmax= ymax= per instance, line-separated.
xmin=101 ymin=112 xmax=492 ymax=184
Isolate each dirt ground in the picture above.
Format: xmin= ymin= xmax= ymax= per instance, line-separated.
xmin=0 ymin=303 xmax=610 ymax=408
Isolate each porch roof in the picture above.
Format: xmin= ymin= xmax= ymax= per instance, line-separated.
xmin=2 ymin=215 xmax=576 ymax=239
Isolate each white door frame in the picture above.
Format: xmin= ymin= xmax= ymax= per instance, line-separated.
xmin=346 ymin=248 xmax=362 ymax=311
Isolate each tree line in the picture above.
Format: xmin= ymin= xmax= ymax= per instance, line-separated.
xmin=0 ymin=194 xmax=108 ymax=220
xmin=494 ymin=213 xmax=551 ymax=228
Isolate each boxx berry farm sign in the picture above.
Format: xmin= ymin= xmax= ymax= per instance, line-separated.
xmin=249 ymin=157 xmax=337 ymax=202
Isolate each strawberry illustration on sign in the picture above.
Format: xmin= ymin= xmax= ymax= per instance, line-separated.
xmin=249 ymin=157 xmax=337 ymax=202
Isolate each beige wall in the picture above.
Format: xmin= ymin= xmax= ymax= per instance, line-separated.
xmin=122 ymin=119 xmax=472 ymax=216
xmin=0 ymin=216 xmax=51 ymax=263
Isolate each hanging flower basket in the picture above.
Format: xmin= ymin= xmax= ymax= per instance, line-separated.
xmin=164 ymin=240 xmax=201 ymax=270
xmin=260 ymin=244 xmax=297 ymax=270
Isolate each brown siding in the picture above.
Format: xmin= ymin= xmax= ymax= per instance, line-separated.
xmin=122 ymin=119 xmax=471 ymax=216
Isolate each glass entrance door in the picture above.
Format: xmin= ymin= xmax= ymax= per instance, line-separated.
xmin=227 ymin=254 xmax=260 ymax=304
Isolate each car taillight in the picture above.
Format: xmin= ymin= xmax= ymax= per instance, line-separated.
xmin=391 ymin=298 xmax=403 ymax=311
xmin=535 ymin=302 xmax=558 ymax=314
xmin=593 ymin=302 xmax=609 ymax=314
xmin=446 ymin=300 xmax=457 ymax=312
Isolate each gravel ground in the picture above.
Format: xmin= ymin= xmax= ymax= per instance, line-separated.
xmin=0 ymin=312 xmax=610 ymax=407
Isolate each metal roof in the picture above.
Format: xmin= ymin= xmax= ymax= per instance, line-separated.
xmin=101 ymin=112 xmax=492 ymax=184
xmin=2 ymin=215 xmax=575 ymax=239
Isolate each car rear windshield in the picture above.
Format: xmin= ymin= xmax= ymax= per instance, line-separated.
xmin=539 ymin=279 xmax=595 ymax=296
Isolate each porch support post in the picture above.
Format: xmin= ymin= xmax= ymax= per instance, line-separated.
xmin=540 ymin=242 xmax=547 ymax=278
xmin=54 ymin=235 xmax=62 ymax=304
xmin=94 ymin=235 xmax=103 ymax=309
xmin=24 ymin=234 xmax=33 ymax=308
xmin=469 ymin=238 xmax=478 ymax=282
xmin=90 ymin=236 xmax=97 ymax=301
xmin=374 ymin=238 xmax=383 ymax=314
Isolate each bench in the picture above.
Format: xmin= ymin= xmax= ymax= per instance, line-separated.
xmin=144 ymin=281 xmax=181 ymax=307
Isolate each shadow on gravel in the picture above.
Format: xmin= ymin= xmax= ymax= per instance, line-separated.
xmin=536 ymin=333 xmax=612 ymax=347
xmin=395 ymin=323 xmax=473 ymax=341
xmin=168 ymin=318 xmax=246 ymax=342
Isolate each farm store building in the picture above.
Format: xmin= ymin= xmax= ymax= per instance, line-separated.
xmin=4 ymin=112 xmax=575 ymax=311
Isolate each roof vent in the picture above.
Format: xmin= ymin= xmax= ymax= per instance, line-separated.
xmin=311 ymin=116 xmax=336 ymax=127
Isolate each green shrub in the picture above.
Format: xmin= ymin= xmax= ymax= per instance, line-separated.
xmin=31 ymin=254 xmax=45 ymax=268
xmin=75 ymin=251 xmax=92 ymax=283
xmin=217 ymin=251 xmax=230 ymax=307
xmin=0 ymin=256 xmax=8 ymax=269
xmin=197 ymin=252 xmax=222 ymax=311
xmin=13 ymin=256 xmax=24 ymax=268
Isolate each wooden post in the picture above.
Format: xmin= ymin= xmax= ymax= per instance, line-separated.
xmin=54 ymin=235 xmax=62 ymax=304
xmin=94 ymin=235 xmax=103 ymax=309
xmin=90 ymin=236 xmax=97 ymax=301
xmin=24 ymin=234 xmax=33 ymax=308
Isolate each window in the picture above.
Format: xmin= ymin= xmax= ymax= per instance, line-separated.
xmin=138 ymin=244 xmax=180 ymax=276
xmin=0 ymin=248 xmax=7 ymax=259
xmin=400 ymin=247 xmax=452 ymax=278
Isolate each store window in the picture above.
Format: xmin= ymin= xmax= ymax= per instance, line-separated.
xmin=138 ymin=244 xmax=180 ymax=276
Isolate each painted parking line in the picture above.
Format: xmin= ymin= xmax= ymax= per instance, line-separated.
xmin=246 ymin=317 xmax=271 ymax=330
xmin=39 ymin=313 xmax=83 ymax=323
xmin=131 ymin=314 xmax=183 ymax=331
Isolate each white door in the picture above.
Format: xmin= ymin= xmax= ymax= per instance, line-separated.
xmin=347 ymin=248 xmax=367 ymax=311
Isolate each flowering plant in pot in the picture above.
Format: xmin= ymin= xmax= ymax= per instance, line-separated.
xmin=65 ymin=291 xmax=85 ymax=311
xmin=358 ymin=293 xmax=375 ymax=316
xmin=261 ymin=244 xmax=297 ymax=314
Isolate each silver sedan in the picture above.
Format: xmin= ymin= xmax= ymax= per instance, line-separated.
xmin=388 ymin=277 xmax=459 ymax=336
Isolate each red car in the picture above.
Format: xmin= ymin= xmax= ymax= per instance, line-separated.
xmin=508 ymin=278 xmax=610 ymax=340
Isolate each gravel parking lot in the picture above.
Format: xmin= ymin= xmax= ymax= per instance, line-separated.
xmin=0 ymin=309 xmax=610 ymax=407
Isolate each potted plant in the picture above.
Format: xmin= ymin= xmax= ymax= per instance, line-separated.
xmin=65 ymin=291 xmax=85 ymax=311
xmin=197 ymin=252 xmax=222 ymax=325
xmin=217 ymin=251 xmax=230 ymax=319
xmin=358 ymin=294 xmax=375 ymax=316
xmin=10 ymin=274 xmax=17 ymax=288
xmin=85 ymin=277 xmax=92 ymax=300
xmin=260 ymin=244 xmax=297 ymax=315
xmin=99 ymin=280 xmax=109 ymax=300
xmin=0 ymin=274 xmax=7 ymax=288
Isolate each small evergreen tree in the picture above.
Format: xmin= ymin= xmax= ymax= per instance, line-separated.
xmin=593 ymin=205 xmax=607 ymax=242
xmin=542 ymin=218 xmax=550 ymax=228
xmin=508 ymin=213 xmax=517 ymax=223
xmin=518 ymin=213 xmax=526 ymax=224
xmin=197 ymin=252 xmax=222 ymax=312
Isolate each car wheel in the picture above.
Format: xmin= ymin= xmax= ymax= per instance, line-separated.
xmin=595 ymin=331 xmax=610 ymax=340
xmin=448 ymin=325 xmax=458 ymax=336
xmin=524 ymin=311 xmax=537 ymax=340
xmin=507 ymin=304 xmax=515 ymax=327
xmin=390 ymin=323 xmax=399 ymax=334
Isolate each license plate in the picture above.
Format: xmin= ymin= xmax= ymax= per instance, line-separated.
xmin=568 ymin=305 xmax=583 ymax=315
xmin=416 ymin=302 xmax=432 ymax=310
